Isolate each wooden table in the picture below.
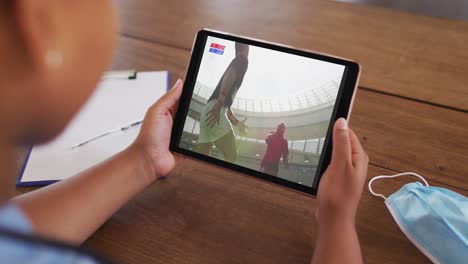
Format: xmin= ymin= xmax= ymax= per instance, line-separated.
xmin=19 ymin=0 xmax=468 ymax=263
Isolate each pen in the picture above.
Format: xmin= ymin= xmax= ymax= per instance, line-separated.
xmin=71 ymin=120 xmax=143 ymax=149
xmin=121 ymin=120 xmax=143 ymax=131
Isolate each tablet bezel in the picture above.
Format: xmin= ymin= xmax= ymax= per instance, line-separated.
xmin=170 ymin=29 xmax=360 ymax=196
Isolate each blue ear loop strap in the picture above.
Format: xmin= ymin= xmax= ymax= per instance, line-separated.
xmin=368 ymin=172 xmax=430 ymax=200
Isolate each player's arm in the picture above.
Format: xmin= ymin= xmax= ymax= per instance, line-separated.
xmin=206 ymin=67 xmax=237 ymax=128
xmin=228 ymin=107 xmax=248 ymax=136
xmin=13 ymin=81 xmax=184 ymax=245
xmin=216 ymin=66 xmax=237 ymax=106
xmin=227 ymin=108 xmax=239 ymax=125
xmin=282 ymin=141 xmax=289 ymax=166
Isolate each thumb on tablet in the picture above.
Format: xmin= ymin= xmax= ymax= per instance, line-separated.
xmin=331 ymin=118 xmax=352 ymax=165
xmin=147 ymin=79 xmax=183 ymax=118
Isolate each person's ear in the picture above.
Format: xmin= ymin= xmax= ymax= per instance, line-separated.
xmin=14 ymin=0 xmax=64 ymax=72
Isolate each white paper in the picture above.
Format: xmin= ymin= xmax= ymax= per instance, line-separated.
xmin=20 ymin=71 xmax=168 ymax=183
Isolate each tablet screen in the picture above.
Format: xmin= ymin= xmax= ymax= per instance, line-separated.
xmin=178 ymin=36 xmax=347 ymax=188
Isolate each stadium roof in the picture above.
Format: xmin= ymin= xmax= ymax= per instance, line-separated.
xmin=193 ymin=80 xmax=340 ymax=113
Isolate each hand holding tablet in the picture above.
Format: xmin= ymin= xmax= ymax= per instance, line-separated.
xmin=316 ymin=118 xmax=369 ymax=223
xmin=170 ymin=29 xmax=361 ymax=195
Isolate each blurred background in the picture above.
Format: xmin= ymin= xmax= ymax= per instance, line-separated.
xmin=336 ymin=0 xmax=468 ymax=21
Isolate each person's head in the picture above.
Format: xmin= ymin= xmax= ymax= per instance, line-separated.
xmin=235 ymin=42 xmax=249 ymax=58
xmin=0 ymin=1 xmax=117 ymax=201
xmin=0 ymin=1 xmax=117 ymax=145
xmin=276 ymin=123 xmax=286 ymax=135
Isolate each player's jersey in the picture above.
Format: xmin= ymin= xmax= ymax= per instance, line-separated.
xmin=263 ymin=133 xmax=288 ymax=164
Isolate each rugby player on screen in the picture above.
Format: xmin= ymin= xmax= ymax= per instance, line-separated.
xmin=196 ymin=43 xmax=249 ymax=162
xmin=261 ymin=123 xmax=290 ymax=176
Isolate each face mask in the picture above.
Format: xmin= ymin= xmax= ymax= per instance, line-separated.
xmin=368 ymin=172 xmax=468 ymax=264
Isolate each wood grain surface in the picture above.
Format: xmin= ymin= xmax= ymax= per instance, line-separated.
xmin=82 ymin=158 xmax=467 ymax=264
xmin=15 ymin=1 xmax=468 ymax=263
xmin=114 ymin=0 xmax=468 ymax=111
